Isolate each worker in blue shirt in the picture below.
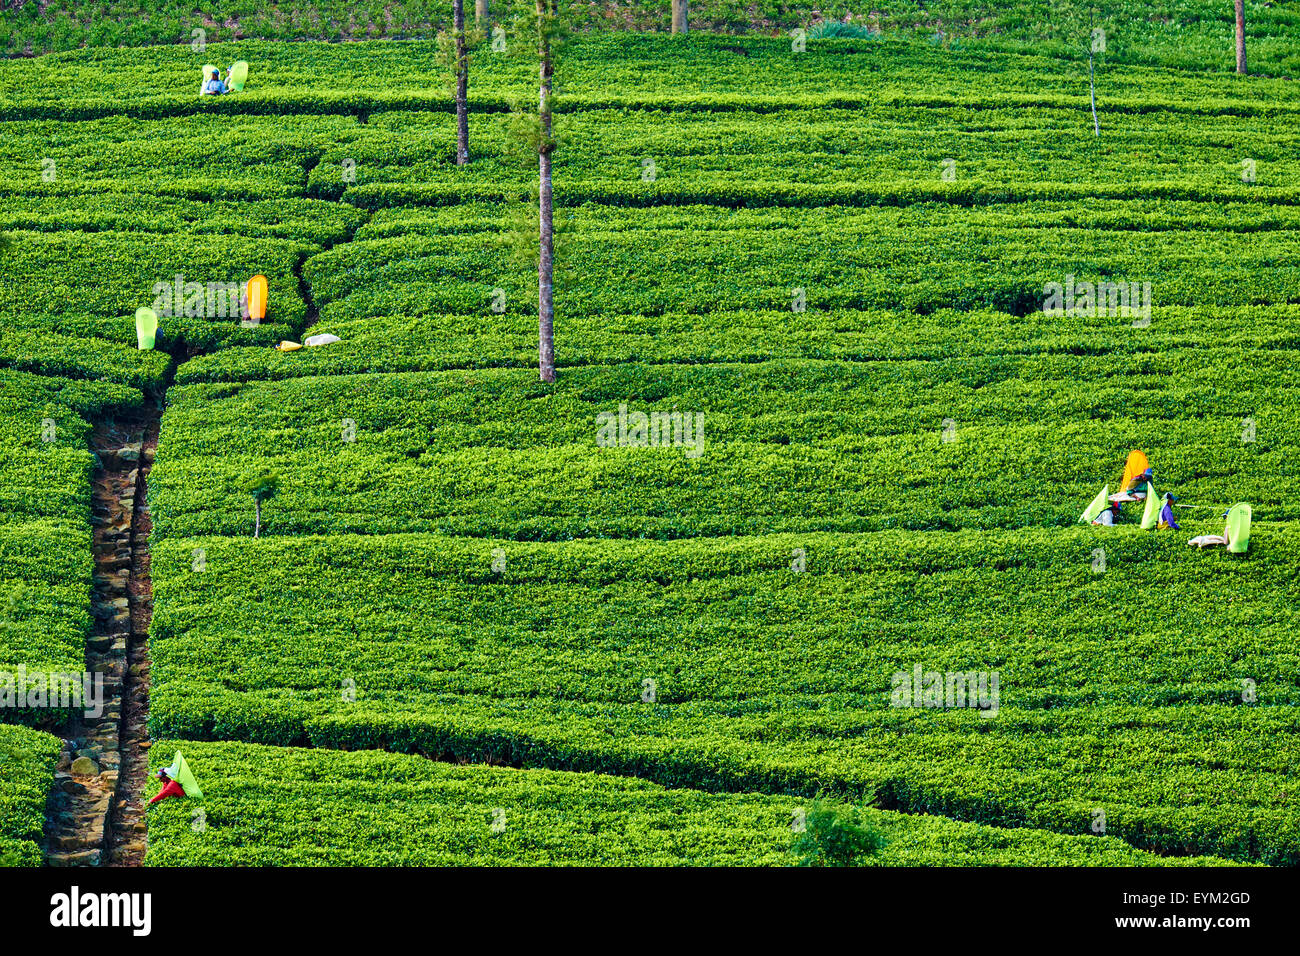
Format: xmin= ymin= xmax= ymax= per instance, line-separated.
xmin=202 ymin=68 xmax=227 ymax=96
xmin=1158 ymin=492 xmax=1180 ymax=530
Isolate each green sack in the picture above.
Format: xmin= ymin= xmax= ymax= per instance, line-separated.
xmin=1226 ymin=503 xmax=1251 ymax=554
xmin=135 ymin=307 xmax=158 ymax=350
xmin=1140 ymin=486 xmax=1160 ymax=529
xmin=1080 ymin=485 xmax=1109 ymax=524
xmin=228 ymin=61 xmax=249 ymax=92
xmin=165 ymin=751 xmax=204 ymax=799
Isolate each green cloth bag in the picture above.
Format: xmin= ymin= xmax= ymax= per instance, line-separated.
xmin=1226 ymin=503 xmax=1251 ymax=554
xmin=135 ymin=307 xmax=158 ymax=350
xmin=1141 ymin=487 xmax=1160 ymax=529
xmin=165 ymin=751 xmax=204 ymax=799
xmin=1079 ymin=485 xmax=1109 ymax=524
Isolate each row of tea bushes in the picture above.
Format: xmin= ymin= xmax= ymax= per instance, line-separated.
xmin=142 ymin=739 xmax=1239 ymax=867
xmin=5 ymin=36 xmax=1300 ymax=114
xmin=301 ymin=224 xmax=1300 ymax=321
xmin=0 ymin=194 xmax=366 ymax=246
xmin=298 ymin=106 xmax=1300 ymax=205
xmin=147 ymin=527 xmax=1300 ymax=730
xmin=172 ymin=301 xmax=1300 ymax=385
xmin=148 ymin=357 xmax=1294 ymax=538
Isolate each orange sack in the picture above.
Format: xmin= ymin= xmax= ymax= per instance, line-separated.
xmin=246 ymin=274 xmax=268 ymax=322
xmin=1119 ymin=449 xmax=1149 ymax=494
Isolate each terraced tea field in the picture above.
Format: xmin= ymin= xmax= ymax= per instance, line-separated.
xmin=1 ymin=31 xmax=1297 ymax=869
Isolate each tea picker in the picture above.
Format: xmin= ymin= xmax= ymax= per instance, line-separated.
xmin=1186 ymin=503 xmax=1252 ymax=553
xmin=146 ymin=751 xmax=204 ymax=808
xmin=1107 ymin=450 xmax=1153 ymax=506
xmin=1156 ymin=492 xmax=1180 ymax=530
xmin=200 ymin=67 xmax=227 ymax=96
xmin=199 ymin=61 xmax=249 ymax=96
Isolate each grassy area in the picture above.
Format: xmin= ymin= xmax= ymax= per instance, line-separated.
xmin=146 ymin=531 xmax=1300 ymax=862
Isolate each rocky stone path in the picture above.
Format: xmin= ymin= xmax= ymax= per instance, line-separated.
xmin=43 ymin=412 xmax=158 ymax=867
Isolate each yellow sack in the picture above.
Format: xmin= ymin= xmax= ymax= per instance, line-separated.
xmin=1120 ymin=449 xmax=1149 ymax=494
xmin=276 ymin=340 xmax=302 ymax=352
xmin=246 ymin=274 xmax=269 ymax=322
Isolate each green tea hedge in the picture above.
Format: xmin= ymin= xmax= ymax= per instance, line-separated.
xmin=142 ymin=739 xmax=1240 ymax=867
xmin=149 ymin=357 xmax=1296 ymax=538
xmin=0 ymin=725 xmax=62 ymax=866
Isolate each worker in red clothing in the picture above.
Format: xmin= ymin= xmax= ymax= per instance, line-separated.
xmin=147 ymin=769 xmax=187 ymax=807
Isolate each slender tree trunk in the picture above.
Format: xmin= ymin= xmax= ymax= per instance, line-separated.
xmin=538 ymin=0 xmax=555 ymax=383
xmin=475 ymin=0 xmax=489 ymax=24
xmin=1235 ymin=0 xmax=1247 ymax=74
xmin=1088 ymin=49 xmax=1099 ymax=137
xmin=454 ymin=0 xmax=469 ymax=165
xmin=672 ymin=0 xmax=688 ymax=34
xmin=254 ymin=500 xmax=261 ymax=539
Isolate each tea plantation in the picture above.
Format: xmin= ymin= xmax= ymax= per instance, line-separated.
xmin=1 ymin=30 xmax=1296 ymax=866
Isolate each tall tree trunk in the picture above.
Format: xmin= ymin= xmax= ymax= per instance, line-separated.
xmin=1088 ymin=49 xmax=1099 ymax=137
xmin=475 ymin=0 xmax=489 ymax=23
xmin=1235 ymin=0 xmax=1247 ymax=74
xmin=672 ymin=0 xmax=688 ymax=34
xmin=538 ymin=0 xmax=555 ymax=383
xmin=454 ymin=0 xmax=469 ymax=165
xmin=254 ymin=500 xmax=261 ymax=539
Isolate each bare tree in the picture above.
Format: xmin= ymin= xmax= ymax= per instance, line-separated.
xmin=1235 ymin=0 xmax=1247 ymax=74
xmin=501 ymin=0 xmax=568 ymax=381
xmin=672 ymin=0 xmax=689 ymax=34
xmin=454 ymin=0 xmax=470 ymax=164
xmin=536 ymin=0 xmax=557 ymax=382
xmin=1059 ymin=4 xmax=1105 ymax=137
xmin=1087 ymin=12 xmax=1101 ymax=137
xmin=476 ymin=0 xmax=490 ymax=23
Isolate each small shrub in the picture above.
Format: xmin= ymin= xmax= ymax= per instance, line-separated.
xmin=808 ymin=22 xmax=879 ymax=40
xmin=792 ymin=800 xmax=885 ymax=867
